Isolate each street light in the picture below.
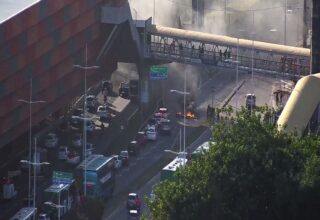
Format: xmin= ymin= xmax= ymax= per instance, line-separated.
xmin=170 ymin=71 xmax=188 ymax=160
xmin=21 ymin=137 xmax=50 ymax=210
xmin=17 ymin=79 xmax=45 ymax=207
xmin=44 ymin=201 xmax=65 ymax=220
xmin=74 ymin=44 xmax=100 ymax=197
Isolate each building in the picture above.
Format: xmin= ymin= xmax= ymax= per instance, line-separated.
xmin=0 ymin=0 xmax=126 ymax=149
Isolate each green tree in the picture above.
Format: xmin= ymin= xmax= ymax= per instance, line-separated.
xmin=146 ymin=108 xmax=320 ymax=220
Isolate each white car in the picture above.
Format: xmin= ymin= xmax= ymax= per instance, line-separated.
xmin=97 ymin=105 xmax=108 ymax=117
xmin=86 ymin=95 xmax=96 ymax=108
xmin=58 ymin=146 xmax=69 ymax=160
xmin=146 ymin=126 xmax=157 ymax=141
xmin=72 ymin=133 xmax=82 ymax=147
xmin=112 ymin=155 xmax=122 ymax=169
xmin=44 ymin=133 xmax=58 ymax=148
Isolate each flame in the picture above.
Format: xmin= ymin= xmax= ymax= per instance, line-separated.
xmin=186 ymin=111 xmax=195 ymax=119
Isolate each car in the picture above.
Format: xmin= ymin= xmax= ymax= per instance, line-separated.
xmin=126 ymin=193 xmax=141 ymax=211
xmin=147 ymin=118 xmax=159 ymax=130
xmin=72 ymin=108 xmax=84 ymax=117
xmin=120 ymin=150 xmax=129 ymax=166
xmin=58 ymin=146 xmax=69 ymax=160
xmin=127 ymin=141 xmax=139 ymax=156
xmin=245 ymin=93 xmax=256 ymax=109
xmin=84 ymin=120 xmax=95 ymax=133
xmin=158 ymin=107 xmax=168 ymax=118
xmin=44 ymin=133 xmax=58 ymax=148
xmin=159 ymin=119 xmax=171 ymax=135
xmin=146 ymin=126 xmax=157 ymax=141
xmin=127 ymin=209 xmax=140 ymax=220
xmin=112 ymin=155 xmax=122 ymax=169
xmin=97 ymin=105 xmax=112 ymax=122
xmin=135 ymin=131 xmax=147 ymax=146
xmin=86 ymin=95 xmax=96 ymax=108
xmin=66 ymin=151 xmax=80 ymax=165
xmin=72 ymin=133 xmax=82 ymax=147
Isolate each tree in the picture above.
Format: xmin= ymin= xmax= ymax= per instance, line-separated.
xmin=146 ymin=107 xmax=320 ymax=220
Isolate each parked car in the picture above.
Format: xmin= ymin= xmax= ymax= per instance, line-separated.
xmin=45 ymin=133 xmax=58 ymax=148
xmin=72 ymin=108 xmax=84 ymax=117
xmin=58 ymin=146 xmax=69 ymax=160
xmin=120 ymin=150 xmax=129 ymax=166
xmin=159 ymin=119 xmax=171 ymax=135
xmin=126 ymin=193 xmax=141 ymax=211
xmin=86 ymin=95 xmax=96 ymax=108
xmin=72 ymin=133 xmax=82 ymax=147
xmin=97 ymin=105 xmax=112 ymax=122
xmin=127 ymin=141 xmax=139 ymax=156
xmin=146 ymin=126 xmax=157 ymax=141
xmin=38 ymin=213 xmax=51 ymax=220
xmin=112 ymin=155 xmax=122 ymax=169
xmin=84 ymin=120 xmax=95 ymax=133
xmin=119 ymin=81 xmax=130 ymax=99
xmin=135 ymin=131 xmax=147 ymax=146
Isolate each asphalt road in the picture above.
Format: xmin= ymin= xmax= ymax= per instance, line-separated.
xmin=101 ymin=65 xmax=287 ymax=220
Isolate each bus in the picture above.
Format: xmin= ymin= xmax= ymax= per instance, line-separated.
xmin=76 ymin=154 xmax=115 ymax=199
xmin=43 ymin=183 xmax=74 ymax=219
xmin=160 ymin=157 xmax=187 ymax=182
xmin=191 ymin=141 xmax=214 ymax=160
xmin=10 ymin=207 xmax=36 ymax=220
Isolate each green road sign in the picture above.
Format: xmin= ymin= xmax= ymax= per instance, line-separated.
xmin=150 ymin=66 xmax=168 ymax=80
xmin=52 ymin=171 xmax=73 ymax=184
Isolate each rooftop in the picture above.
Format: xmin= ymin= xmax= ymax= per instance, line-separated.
xmin=0 ymin=0 xmax=40 ymax=24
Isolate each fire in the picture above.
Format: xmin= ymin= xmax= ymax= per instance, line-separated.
xmin=186 ymin=111 xmax=195 ymax=119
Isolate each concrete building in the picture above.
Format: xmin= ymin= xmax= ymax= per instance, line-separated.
xmin=0 ymin=0 xmax=129 ymax=148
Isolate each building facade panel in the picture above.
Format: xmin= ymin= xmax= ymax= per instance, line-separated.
xmin=0 ymin=23 xmax=101 ymax=106
xmin=0 ymin=0 xmax=114 ymax=148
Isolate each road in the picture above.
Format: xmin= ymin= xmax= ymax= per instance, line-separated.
xmin=102 ymin=65 xmax=287 ymax=220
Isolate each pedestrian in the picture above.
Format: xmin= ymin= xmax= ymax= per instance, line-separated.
xmin=101 ymin=122 xmax=105 ymax=131
xmin=104 ymin=94 xmax=107 ymax=104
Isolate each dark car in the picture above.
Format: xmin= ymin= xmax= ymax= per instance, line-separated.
xmin=127 ymin=141 xmax=139 ymax=156
xmin=120 ymin=150 xmax=129 ymax=166
xmin=159 ymin=119 xmax=171 ymax=135
xmin=119 ymin=82 xmax=130 ymax=99
xmin=127 ymin=209 xmax=140 ymax=220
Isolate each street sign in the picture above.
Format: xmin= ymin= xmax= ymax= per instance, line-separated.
xmin=52 ymin=171 xmax=73 ymax=184
xmin=150 ymin=66 xmax=168 ymax=80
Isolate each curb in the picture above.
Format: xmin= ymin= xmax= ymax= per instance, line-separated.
xmin=219 ymin=79 xmax=246 ymax=108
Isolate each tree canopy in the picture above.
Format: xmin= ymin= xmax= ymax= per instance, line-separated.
xmin=146 ymin=108 xmax=320 ymax=220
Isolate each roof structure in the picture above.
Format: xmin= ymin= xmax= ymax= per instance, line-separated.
xmin=0 ymin=0 xmax=39 ymax=24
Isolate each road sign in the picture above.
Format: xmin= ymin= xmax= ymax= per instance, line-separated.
xmin=150 ymin=66 xmax=168 ymax=80
xmin=52 ymin=171 xmax=73 ymax=184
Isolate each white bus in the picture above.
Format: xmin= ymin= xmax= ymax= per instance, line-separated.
xmin=10 ymin=207 xmax=36 ymax=220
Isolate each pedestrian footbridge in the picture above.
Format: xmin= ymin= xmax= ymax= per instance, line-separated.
xmin=141 ymin=19 xmax=310 ymax=78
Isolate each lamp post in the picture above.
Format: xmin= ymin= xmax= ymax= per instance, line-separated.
xmin=170 ymin=72 xmax=189 ymax=161
xmin=74 ymin=44 xmax=99 ymax=197
xmin=20 ymin=138 xmax=50 ymax=211
xmin=153 ymin=0 xmax=156 ymax=24
xmin=284 ymin=0 xmax=288 ymax=45
xmin=17 ymin=80 xmax=45 ymax=207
